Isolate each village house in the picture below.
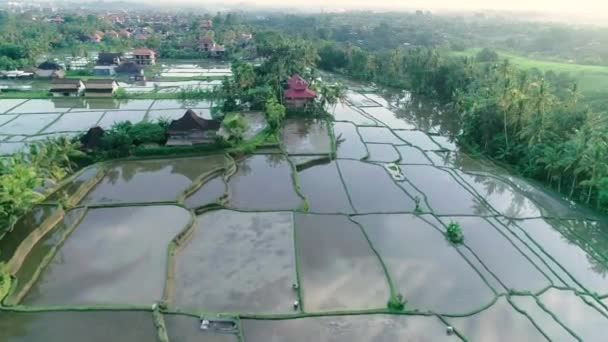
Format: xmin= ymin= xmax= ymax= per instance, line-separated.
xmin=89 ymin=31 xmax=104 ymax=43
xmin=118 ymin=29 xmax=132 ymax=38
xmin=84 ymin=79 xmax=119 ymax=97
xmin=47 ymin=16 xmax=64 ymax=23
xmin=210 ymin=45 xmax=226 ymax=58
xmin=93 ymin=65 xmax=116 ymax=76
xmin=166 ymin=109 xmax=220 ymax=145
xmin=115 ymin=61 xmax=145 ymax=81
xmin=200 ymin=19 xmax=213 ymax=29
xmin=35 ymin=61 xmax=65 ymax=79
xmin=97 ymin=52 xmax=122 ymax=66
xmin=105 ymin=30 xmax=119 ymax=39
xmin=283 ymin=74 xmax=317 ymax=108
xmin=131 ymin=48 xmax=156 ymax=66
xmin=49 ymin=79 xmax=85 ymax=97
xmin=199 ymin=37 xmax=226 ymax=57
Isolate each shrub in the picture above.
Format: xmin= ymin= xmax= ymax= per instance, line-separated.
xmin=387 ymin=293 xmax=407 ymax=311
xmin=475 ymin=48 xmax=499 ymax=63
xmin=446 ymin=221 xmax=464 ymax=244
xmin=0 ymin=262 xmax=10 ymax=301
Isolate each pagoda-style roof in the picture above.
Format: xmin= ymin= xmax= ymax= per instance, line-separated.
xmin=284 ymin=74 xmax=317 ymax=99
xmin=167 ymin=109 xmax=220 ymax=133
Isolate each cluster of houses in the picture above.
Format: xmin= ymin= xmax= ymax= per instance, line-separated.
xmin=49 ymin=79 xmax=119 ymax=97
xmin=78 ymin=73 xmax=317 ymax=149
xmin=80 ymin=108 xmax=221 ymax=149
xmin=93 ymin=49 xmax=154 ymax=78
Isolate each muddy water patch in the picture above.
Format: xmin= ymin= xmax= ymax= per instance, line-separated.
xmin=396 ymin=145 xmax=433 ymax=164
xmin=228 ymin=155 xmax=301 ymax=210
xmin=0 ymin=311 xmax=157 ymax=342
xmin=42 ymin=111 xmax=104 ymax=133
xmin=184 ymin=176 xmax=226 ymax=208
xmin=6 ymin=208 xmax=85 ymax=304
xmin=0 ymin=114 xmax=60 ymax=135
xmin=174 ymin=210 xmax=297 ymax=314
xmin=358 ymin=126 xmax=404 ymax=144
xmin=298 ymin=161 xmax=353 ymax=213
xmin=447 ymin=297 xmax=547 ymax=342
xmin=538 ymin=289 xmax=608 ymax=341
xmin=295 ymin=214 xmax=389 ymax=311
xmin=510 ymin=296 xmax=576 ymax=341
xmin=333 ymin=122 xmax=367 ymax=160
xmin=165 ymin=314 xmax=239 ymax=342
xmin=330 ymin=102 xmax=377 ymax=125
xmin=242 ymin=315 xmax=457 ymax=341
xmin=454 ymin=171 xmax=542 ymax=218
xmin=514 ymin=219 xmax=608 ymax=294
xmin=365 ymin=143 xmax=400 ymax=163
xmin=22 ymin=205 xmax=189 ymax=305
xmin=354 ymin=214 xmax=495 ymax=314
xmin=7 ymin=99 xmax=65 ymax=114
xmin=97 ymin=110 xmax=146 ymax=128
xmin=338 ymin=159 xmax=415 ymax=213
xmin=281 ymin=119 xmax=331 ymax=155
xmin=401 ymin=165 xmax=491 ymax=215
xmin=394 ymin=130 xmax=443 ymax=151
xmin=82 ymin=156 xmax=226 ymax=204
xmin=362 ymin=106 xmax=416 ymax=130
xmin=443 ymin=216 xmax=550 ymax=292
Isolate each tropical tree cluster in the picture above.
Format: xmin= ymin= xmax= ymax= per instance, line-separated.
xmin=0 ymin=137 xmax=82 ymax=235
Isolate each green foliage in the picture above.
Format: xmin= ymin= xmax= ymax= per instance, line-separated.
xmin=113 ymin=87 xmax=127 ymax=99
xmin=476 ymin=48 xmax=499 ymax=63
xmin=413 ymin=196 xmax=422 ymax=214
xmin=387 ymin=293 xmax=407 ymax=311
xmin=98 ymin=121 xmax=168 ymax=158
xmin=265 ymin=96 xmax=286 ymax=132
xmin=0 ymin=137 xmax=81 ymax=235
xmin=221 ymin=112 xmax=248 ymax=144
xmin=0 ymin=262 xmax=10 ymax=301
xmin=446 ymin=222 xmax=464 ymax=244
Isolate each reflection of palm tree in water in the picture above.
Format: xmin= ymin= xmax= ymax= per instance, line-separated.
xmin=555 ymin=219 xmax=608 ymax=278
xmin=265 ymin=153 xmax=285 ymax=168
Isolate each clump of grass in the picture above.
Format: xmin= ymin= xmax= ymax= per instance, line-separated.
xmin=0 ymin=263 xmax=11 ymax=301
xmin=446 ymin=221 xmax=464 ymax=244
xmin=387 ymin=293 xmax=407 ymax=311
xmin=414 ymin=196 xmax=422 ymax=214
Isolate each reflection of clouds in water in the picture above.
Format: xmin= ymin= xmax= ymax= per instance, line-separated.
xmin=540 ymin=289 xmax=608 ymax=340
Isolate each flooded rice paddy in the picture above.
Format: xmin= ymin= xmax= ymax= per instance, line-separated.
xmin=1 ymin=89 xmax=608 ymax=341
xmin=0 ymin=98 xmax=219 ymax=155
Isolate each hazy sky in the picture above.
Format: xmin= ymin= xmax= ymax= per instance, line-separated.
xmin=165 ymin=0 xmax=605 ymax=15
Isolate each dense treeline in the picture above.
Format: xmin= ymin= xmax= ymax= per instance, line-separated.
xmin=251 ymin=12 xmax=608 ymax=66
xmin=313 ymin=39 xmax=608 ymax=211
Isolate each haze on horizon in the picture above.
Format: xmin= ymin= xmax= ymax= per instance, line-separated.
xmin=129 ymin=0 xmax=606 ymax=15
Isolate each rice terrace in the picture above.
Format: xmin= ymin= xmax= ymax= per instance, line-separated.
xmin=2 ymin=4 xmax=608 ymax=342
xmin=1 ymin=85 xmax=607 ymax=341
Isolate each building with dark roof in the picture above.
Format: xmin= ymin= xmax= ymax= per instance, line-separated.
xmin=167 ymin=109 xmax=220 ymax=145
xmin=115 ymin=61 xmax=145 ymax=81
xmin=97 ymin=52 xmax=122 ymax=66
xmin=49 ymin=79 xmax=85 ymax=97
